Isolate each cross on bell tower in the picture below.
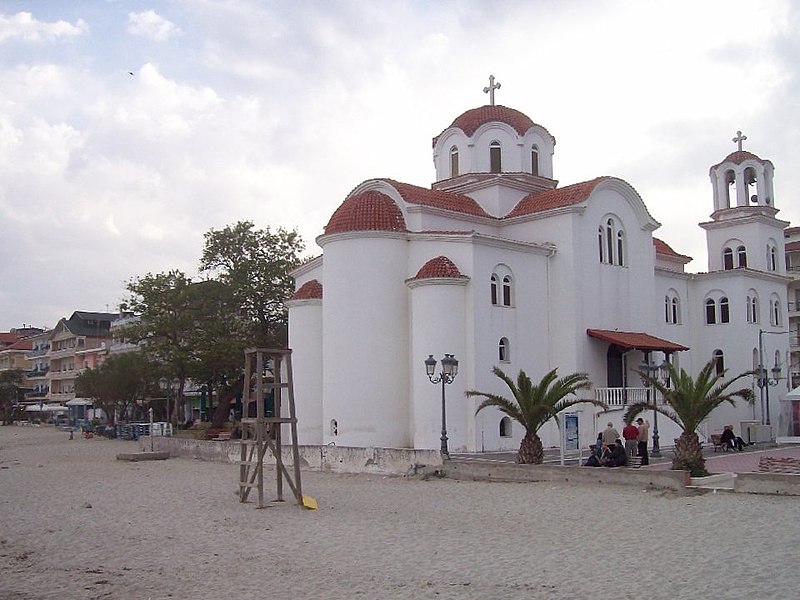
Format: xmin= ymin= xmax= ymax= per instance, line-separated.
xmin=732 ymin=130 xmax=747 ymax=151
xmin=483 ymin=75 xmax=501 ymax=106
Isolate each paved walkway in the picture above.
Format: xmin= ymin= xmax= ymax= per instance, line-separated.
xmin=453 ymin=443 xmax=800 ymax=474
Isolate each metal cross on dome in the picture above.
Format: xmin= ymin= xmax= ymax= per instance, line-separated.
xmin=483 ymin=75 xmax=501 ymax=106
xmin=733 ymin=130 xmax=747 ymax=151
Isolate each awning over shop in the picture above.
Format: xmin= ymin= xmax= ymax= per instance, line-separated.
xmin=66 ymin=398 xmax=93 ymax=406
xmin=586 ymin=329 xmax=689 ymax=352
xmin=25 ymin=404 xmax=68 ymax=412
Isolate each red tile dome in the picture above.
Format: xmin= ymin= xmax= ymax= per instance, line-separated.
xmin=414 ymin=256 xmax=465 ymax=279
xmin=325 ymin=190 xmax=407 ymax=234
xmin=711 ymin=150 xmax=765 ymax=170
xmin=433 ymin=105 xmax=552 ymax=146
xmin=291 ymin=280 xmax=322 ymax=300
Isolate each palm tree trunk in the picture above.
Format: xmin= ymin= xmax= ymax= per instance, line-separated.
xmin=671 ymin=431 xmax=707 ymax=477
xmin=517 ymin=431 xmax=544 ymax=464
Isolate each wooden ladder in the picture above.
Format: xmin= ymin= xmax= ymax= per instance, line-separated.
xmin=238 ymin=348 xmax=303 ymax=508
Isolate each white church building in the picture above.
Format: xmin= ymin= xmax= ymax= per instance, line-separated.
xmin=287 ymin=85 xmax=792 ymax=454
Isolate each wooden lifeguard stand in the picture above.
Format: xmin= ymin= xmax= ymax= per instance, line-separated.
xmin=238 ymin=348 xmax=303 ymax=508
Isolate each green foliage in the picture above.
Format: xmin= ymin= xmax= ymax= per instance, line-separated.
xmin=466 ymin=367 xmax=603 ymax=464
xmin=75 ymin=353 xmax=161 ymax=424
xmin=200 ymin=220 xmax=305 ymax=347
xmin=0 ymin=369 xmax=25 ymax=425
xmin=623 ymin=358 xmax=755 ymax=475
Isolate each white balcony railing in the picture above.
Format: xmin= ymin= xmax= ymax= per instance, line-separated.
xmin=595 ymin=387 xmax=664 ymax=408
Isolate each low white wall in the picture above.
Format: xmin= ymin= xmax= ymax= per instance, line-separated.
xmin=142 ymin=437 xmax=443 ymax=476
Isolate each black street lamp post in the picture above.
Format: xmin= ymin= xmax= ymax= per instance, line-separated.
xmin=640 ymin=356 xmax=669 ymax=458
xmin=424 ymin=354 xmax=459 ymax=458
xmin=757 ymin=329 xmax=786 ymax=427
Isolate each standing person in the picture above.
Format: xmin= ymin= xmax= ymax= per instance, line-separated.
xmin=636 ymin=418 xmax=650 ymax=465
xmin=601 ymin=422 xmax=620 ymax=445
xmin=622 ymin=420 xmax=639 ymax=458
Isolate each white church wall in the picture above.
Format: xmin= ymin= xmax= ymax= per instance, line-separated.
xmin=287 ymin=300 xmax=323 ymax=444
xmin=408 ymin=280 xmax=468 ymax=451
xmin=320 ymin=235 xmax=410 ymax=448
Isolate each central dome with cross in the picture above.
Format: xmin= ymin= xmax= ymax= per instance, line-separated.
xmin=431 ymin=75 xmax=557 ymax=195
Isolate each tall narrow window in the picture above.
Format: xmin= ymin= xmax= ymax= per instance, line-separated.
xmin=713 ymin=349 xmax=725 ymax=376
xmin=737 ymin=246 xmax=747 ymax=268
xmin=531 ymin=147 xmax=539 ymax=176
xmin=725 ymin=170 xmax=736 ymax=208
xmin=671 ymin=297 xmax=679 ymax=324
xmin=598 ymin=227 xmax=605 ymax=263
xmin=705 ymin=299 xmax=716 ymax=324
xmin=664 ymin=296 xmax=671 ymax=323
xmin=723 ymin=248 xmax=734 ymax=270
xmin=606 ymin=219 xmax=614 ymax=264
xmin=767 ymin=244 xmax=777 ymax=271
xmin=751 ymin=296 xmax=759 ymax=323
xmin=616 ymin=231 xmax=625 ymax=266
xmin=498 ymin=337 xmax=509 ymax=362
xmin=720 ymin=297 xmax=730 ymax=323
xmin=489 ymin=141 xmax=502 ymax=173
xmin=502 ymin=276 xmax=512 ymax=306
xmin=490 ymin=275 xmax=498 ymax=305
xmin=450 ymin=146 xmax=459 ymax=178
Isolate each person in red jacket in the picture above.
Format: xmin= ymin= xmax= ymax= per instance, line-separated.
xmin=622 ymin=421 xmax=639 ymax=458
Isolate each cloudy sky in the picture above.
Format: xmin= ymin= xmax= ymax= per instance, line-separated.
xmin=1 ymin=0 xmax=799 ymax=331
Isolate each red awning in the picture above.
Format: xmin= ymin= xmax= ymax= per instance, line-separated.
xmin=586 ymin=329 xmax=688 ymax=352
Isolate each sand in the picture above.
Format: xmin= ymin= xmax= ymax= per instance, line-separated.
xmin=1 ymin=426 xmax=799 ymax=600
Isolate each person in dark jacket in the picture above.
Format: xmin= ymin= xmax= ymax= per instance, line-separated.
xmin=603 ymin=439 xmax=628 ymax=467
xmin=720 ymin=425 xmax=746 ymax=451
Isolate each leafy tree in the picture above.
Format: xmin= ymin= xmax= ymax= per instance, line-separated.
xmin=200 ymin=221 xmax=305 ymax=347
xmin=0 ymin=370 xmax=25 ymax=425
xmin=75 ymin=353 xmax=161 ymax=425
xmin=466 ymin=367 xmax=603 ymax=464
xmin=624 ymin=359 xmax=754 ymax=477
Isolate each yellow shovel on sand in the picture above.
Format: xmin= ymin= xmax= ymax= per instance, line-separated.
xmin=302 ymin=495 xmax=318 ymax=510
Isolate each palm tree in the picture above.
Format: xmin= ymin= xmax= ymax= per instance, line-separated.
xmin=466 ymin=367 xmax=603 ymax=464
xmin=624 ymin=359 xmax=754 ymax=477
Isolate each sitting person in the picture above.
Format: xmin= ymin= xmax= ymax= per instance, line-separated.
xmin=720 ymin=425 xmax=747 ymax=451
xmin=585 ymin=442 xmax=610 ymax=467
xmin=603 ymin=439 xmax=628 ymax=467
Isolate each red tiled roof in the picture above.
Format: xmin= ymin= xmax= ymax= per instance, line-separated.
xmin=506 ymin=177 xmax=609 ymax=218
xmin=291 ymin=280 xmax=322 ymax=300
xmin=785 ymin=241 xmax=800 ymax=252
xmin=381 ymin=179 xmax=491 ymax=218
xmin=325 ymin=191 xmax=407 ymax=234
xmin=0 ymin=332 xmax=19 ymax=344
xmin=653 ymin=238 xmax=692 ymax=261
xmin=587 ymin=329 xmax=689 ymax=352
xmin=7 ymin=339 xmax=33 ymax=350
xmin=433 ymin=105 xmax=551 ymax=146
xmin=414 ymin=256 xmax=466 ymax=279
xmin=710 ymin=150 xmax=764 ymax=170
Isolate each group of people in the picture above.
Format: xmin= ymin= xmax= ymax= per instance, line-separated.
xmin=720 ymin=424 xmax=751 ymax=451
xmin=584 ymin=419 xmax=650 ymax=468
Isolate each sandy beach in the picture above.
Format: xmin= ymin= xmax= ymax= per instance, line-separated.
xmin=1 ymin=426 xmax=799 ymax=600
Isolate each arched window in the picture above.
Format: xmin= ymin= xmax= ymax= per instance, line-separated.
xmin=498 ymin=337 xmax=509 ymax=362
xmin=725 ymin=170 xmax=736 ymax=208
xmin=489 ymin=141 xmax=502 ymax=173
xmin=502 ymin=276 xmax=512 ymax=306
xmin=713 ymin=349 xmax=725 ymax=376
xmin=745 ymin=167 xmax=757 ymax=202
xmin=490 ymin=274 xmax=498 ymax=305
xmin=720 ymin=297 xmax=730 ymax=323
xmin=705 ymin=298 xmax=716 ymax=324
xmin=747 ymin=294 xmax=759 ymax=324
xmin=531 ymin=146 xmax=539 ymax=176
xmin=770 ymin=297 xmax=782 ymax=326
xmin=499 ymin=416 xmax=512 ymax=438
xmin=737 ymin=246 xmax=747 ymax=268
xmin=616 ymin=231 xmax=625 ymax=267
xmin=606 ymin=219 xmax=614 ymax=263
xmin=767 ymin=243 xmax=777 ymax=272
xmin=723 ymin=247 xmax=734 ymax=270
xmin=598 ymin=227 xmax=605 ymax=263
xmin=450 ymin=146 xmax=459 ymax=178
xmin=665 ymin=294 xmax=680 ymax=324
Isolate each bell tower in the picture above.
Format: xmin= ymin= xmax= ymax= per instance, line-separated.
xmin=701 ymin=131 xmax=788 ymax=273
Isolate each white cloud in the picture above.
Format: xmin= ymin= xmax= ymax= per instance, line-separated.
xmin=0 ymin=11 xmax=87 ymax=43
xmin=127 ymin=10 xmax=182 ymax=42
